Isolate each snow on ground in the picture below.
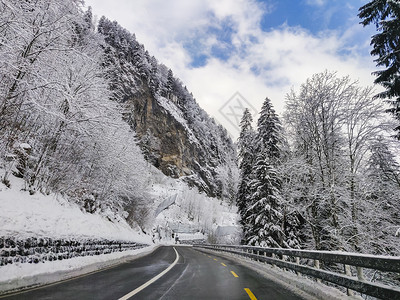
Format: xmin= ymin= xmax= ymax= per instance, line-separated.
xmin=0 ymin=172 xmax=156 ymax=291
xmin=147 ymin=171 xmax=241 ymax=244
xmin=0 ymin=164 xmax=241 ymax=246
xmin=0 ymin=245 xmax=156 ymax=293
xmin=197 ymin=248 xmax=355 ymax=300
xmin=0 ymin=173 xmax=151 ymax=243
xmin=0 ymin=164 xmax=240 ymax=291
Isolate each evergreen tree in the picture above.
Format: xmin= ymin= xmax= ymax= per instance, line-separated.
xmin=359 ymin=0 xmax=400 ymax=138
xmin=246 ymin=151 xmax=284 ymax=247
xmin=244 ymin=98 xmax=287 ymax=247
xmin=166 ymin=69 xmax=175 ymax=99
xmin=368 ymin=137 xmax=400 ymax=190
xmin=149 ymin=55 xmax=160 ymax=95
xmin=363 ymin=137 xmax=400 ymax=254
xmin=256 ymin=97 xmax=282 ymax=160
xmin=237 ymin=109 xmax=256 ymax=239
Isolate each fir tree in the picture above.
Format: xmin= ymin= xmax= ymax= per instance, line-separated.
xmin=166 ymin=69 xmax=175 ymax=99
xmin=246 ymin=151 xmax=284 ymax=247
xmin=149 ymin=55 xmax=160 ymax=95
xmin=237 ymin=109 xmax=256 ymax=238
xmin=256 ymin=97 xmax=282 ymax=160
xmin=244 ymin=98 xmax=287 ymax=247
xmin=359 ymin=0 xmax=400 ymax=138
xmin=368 ymin=137 xmax=400 ymax=189
xmin=364 ymin=137 xmax=400 ymax=254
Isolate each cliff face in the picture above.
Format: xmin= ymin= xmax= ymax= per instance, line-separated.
xmin=124 ymin=84 xmax=230 ymax=197
xmin=98 ymin=18 xmax=238 ymax=199
xmin=129 ymin=87 xmax=197 ymax=178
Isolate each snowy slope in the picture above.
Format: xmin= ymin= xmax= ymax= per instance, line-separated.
xmin=0 ymin=172 xmax=151 ymax=244
xmin=146 ymin=170 xmax=241 ymax=244
xmin=0 ymin=165 xmax=241 ymax=244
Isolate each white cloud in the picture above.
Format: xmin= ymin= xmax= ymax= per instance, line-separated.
xmin=305 ymin=0 xmax=326 ymax=6
xmin=85 ymin=0 xmax=377 ymax=138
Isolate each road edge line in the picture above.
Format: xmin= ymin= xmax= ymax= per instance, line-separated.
xmin=0 ymin=245 xmax=159 ymax=298
xmin=118 ymin=247 xmax=180 ymax=300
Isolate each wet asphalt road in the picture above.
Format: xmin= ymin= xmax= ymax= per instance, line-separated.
xmin=1 ymin=246 xmax=304 ymax=300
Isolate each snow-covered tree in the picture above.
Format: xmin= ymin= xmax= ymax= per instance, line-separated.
xmin=256 ymin=98 xmax=283 ymax=161
xmin=359 ymin=0 xmax=400 ymax=138
xmin=361 ymin=137 xmax=400 ymax=254
xmin=246 ymin=150 xmax=284 ymax=247
xmin=284 ymin=70 xmax=393 ymax=251
xmin=285 ymin=71 xmax=351 ymax=250
xmin=237 ymin=109 xmax=256 ymax=235
xmin=241 ymin=98 xmax=289 ymax=247
xmin=165 ymin=69 xmax=175 ymax=99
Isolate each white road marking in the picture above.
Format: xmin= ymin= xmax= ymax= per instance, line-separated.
xmin=118 ymin=247 xmax=180 ymax=300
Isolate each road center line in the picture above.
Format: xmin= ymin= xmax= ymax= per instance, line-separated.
xmin=244 ymin=288 xmax=258 ymax=300
xmin=221 ymin=263 xmax=227 ymax=267
xmin=118 ymin=247 xmax=180 ymax=300
xmin=231 ymin=271 xmax=239 ymax=278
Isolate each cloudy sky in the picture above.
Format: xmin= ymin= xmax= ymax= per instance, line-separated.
xmin=84 ymin=0 xmax=377 ymax=138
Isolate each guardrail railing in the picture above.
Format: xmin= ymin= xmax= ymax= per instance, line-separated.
xmin=193 ymin=244 xmax=400 ymax=300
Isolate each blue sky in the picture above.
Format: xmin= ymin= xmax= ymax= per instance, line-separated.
xmin=85 ymin=0 xmax=377 ymax=138
xmin=183 ymin=0 xmax=371 ymax=67
xmin=261 ymin=0 xmax=354 ymax=32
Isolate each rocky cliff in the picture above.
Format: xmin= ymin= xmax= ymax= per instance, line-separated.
xmin=98 ymin=18 xmax=238 ymax=199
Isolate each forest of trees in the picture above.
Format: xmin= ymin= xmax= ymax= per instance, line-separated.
xmin=237 ymin=71 xmax=400 ymax=255
xmin=0 ymin=0 xmax=155 ymax=225
xmin=96 ymin=16 xmax=238 ymax=200
xmin=0 ymin=0 xmax=237 ymax=232
xmin=237 ymin=0 xmax=400 ymax=256
xmin=1 ymin=0 xmax=399 ymax=255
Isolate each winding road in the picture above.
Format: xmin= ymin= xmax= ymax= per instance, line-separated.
xmin=1 ymin=246 xmax=305 ymax=300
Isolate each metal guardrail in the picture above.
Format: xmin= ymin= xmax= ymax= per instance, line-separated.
xmin=193 ymin=244 xmax=400 ymax=300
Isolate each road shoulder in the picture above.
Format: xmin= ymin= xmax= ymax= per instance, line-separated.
xmin=194 ymin=247 xmax=362 ymax=300
xmin=0 ymin=245 xmax=158 ymax=296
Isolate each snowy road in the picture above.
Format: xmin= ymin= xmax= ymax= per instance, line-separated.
xmin=1 ymin=246 xmax=304 ymax=300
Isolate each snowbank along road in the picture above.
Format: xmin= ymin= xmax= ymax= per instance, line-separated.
xmin=0 ymin=246 xmax=305 ymax=299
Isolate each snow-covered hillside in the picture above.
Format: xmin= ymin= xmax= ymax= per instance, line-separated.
xmin=147 ymin=170 xmax=241 ymax=244
xmin=0 ymin=166 xmax=240 ymax=244
xmin=0 ymin=171 xmax=150 ymax=243
xmin=0 ymin=2 xmax=241 ymax=278
xmin=0 ymin=165 xmax=240 ymax=289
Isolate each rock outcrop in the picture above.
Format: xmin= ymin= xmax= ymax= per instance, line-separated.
xmin=98 ymin=17 xmax=238 ymax=199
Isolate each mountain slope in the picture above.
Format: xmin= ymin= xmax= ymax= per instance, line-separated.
xmin=98 ymin=17 xmax=238 ymax=199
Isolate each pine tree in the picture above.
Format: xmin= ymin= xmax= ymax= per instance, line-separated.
xmin=246 ymin=151 xmax=284 ymax=247
xmin=149 ymin=55 xmax=160 ymax=95
xmin=368 ymin=137 xmax=400 ymax=189
xmin=237 ymin=109 xmax=256 ymax=239
xmin=166 ymin=69 xmax=175 ymax=99
xmin=256 ymin=97 xmax=282 ymax=160
xmin=244 ymin=98 xmax=287 ymax=247
xmin=359 ymin=0 xmax=400 ymax=138
xmin=363 ymin=137 xmax=400 ymax=254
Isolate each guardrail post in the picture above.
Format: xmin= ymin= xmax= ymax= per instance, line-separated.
xmin=344 ymin=264 xmax=354 ymax=296
xmin=314 ymin=260 xmax=321 ymax=282
xmin=271 ymin=253 xmax=275 ymax=268
xmin=357 ymin=266 xmax=365 ymax=281
xmin=295 ymin=257 xmax=300 ymax=276
xmin=283 ymin=255 xmax=288 ymax=271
